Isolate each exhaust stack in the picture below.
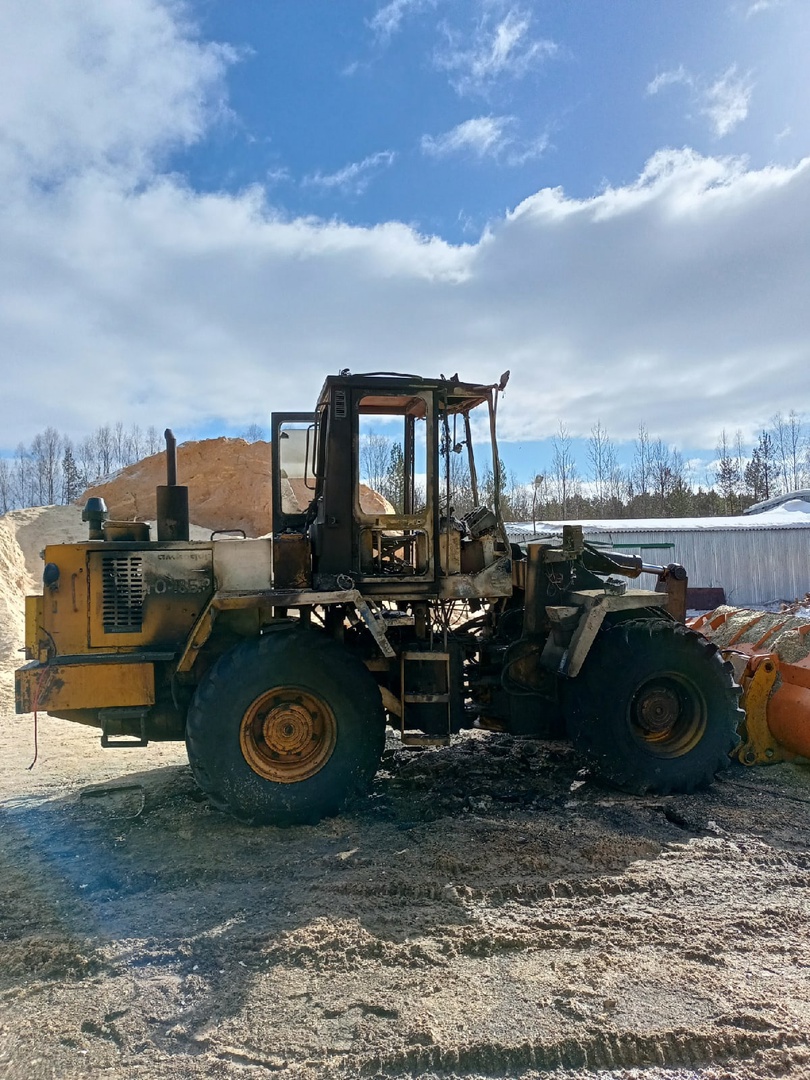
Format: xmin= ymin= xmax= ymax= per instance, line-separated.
xmin=156 ymin=428 xmax=190 ymax=541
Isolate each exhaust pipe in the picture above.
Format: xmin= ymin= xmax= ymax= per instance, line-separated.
xmin=156 ymin=428 xmax=190 ymax=541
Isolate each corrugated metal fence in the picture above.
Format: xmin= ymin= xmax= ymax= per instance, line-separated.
xmin=507 ymin=525 xmax=810 ymax=607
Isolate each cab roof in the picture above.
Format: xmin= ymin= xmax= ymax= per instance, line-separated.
xmin=316 ymin=370 xmax=505 ymax=416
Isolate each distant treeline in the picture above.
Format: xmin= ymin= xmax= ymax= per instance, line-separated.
xmin=0 ymin=422 xmax=266 ymax=514
xmin=2 ymin=412 xmax=808 ymax=521
xmin=361 ymin=410 xmax=810 ymax=523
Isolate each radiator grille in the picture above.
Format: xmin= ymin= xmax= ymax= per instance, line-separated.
xmin=102 ymin=555 xmax=145 ymax=633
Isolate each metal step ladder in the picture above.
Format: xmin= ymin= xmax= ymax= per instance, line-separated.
xmin=399 ymin=650 xmax=452 ymax=747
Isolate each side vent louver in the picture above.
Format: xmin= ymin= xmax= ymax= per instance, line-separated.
xmin=335 ymin=389 xmax=347 ymax=418
xmin=102 ymin=555 xmax=145 ymax=633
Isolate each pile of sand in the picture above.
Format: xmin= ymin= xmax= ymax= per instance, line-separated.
xmin=82 ymin=437 xmax=273 ymax=538
xmin=0 ymin=505 xmax=88 ymax=703
xmin=81 ymin=437 xmax=394 ymax=533
xmin=702 ymin=604 xmax=810 ymax=665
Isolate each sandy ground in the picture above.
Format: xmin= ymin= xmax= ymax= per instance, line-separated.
xmin=1 ymin=707 xmax=809 ymax=1080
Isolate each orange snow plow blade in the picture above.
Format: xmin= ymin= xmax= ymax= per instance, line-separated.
xmin=689 ymin=606 xmax=810 ymax=765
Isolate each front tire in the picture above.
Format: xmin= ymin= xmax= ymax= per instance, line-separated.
xmin=186 ymin=627 xmax=385 ymax=825
xmin=564 ymin=619 xmax=742 ymax=794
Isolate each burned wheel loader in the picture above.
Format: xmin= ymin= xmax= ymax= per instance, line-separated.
xmin=16 ymin=372 xmax=742 ymax=824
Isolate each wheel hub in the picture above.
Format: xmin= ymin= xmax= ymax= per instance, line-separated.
xmin=240 ymin=688 xmax=337 ymax=784
xmin=636 ymin=686 xmax=680 ymax=735
xmin=628 ymin=675 xmax=707 ymax=757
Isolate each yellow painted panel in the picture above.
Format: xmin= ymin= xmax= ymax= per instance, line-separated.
xmin=24 ymin=595 xmax=44 ymax=659
xmin=41 ymin=544 xmax=91 ymax=656
xmin=16 ymin=662 xmax=155 ymax=713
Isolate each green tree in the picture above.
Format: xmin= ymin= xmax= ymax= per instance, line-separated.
xmin=744 ymin=431 xmax=776 ymax=502
xmin=62 ymin=442 xmax=84 ymax=503
xmin=715 ymin=429 xmax=740 ymax=514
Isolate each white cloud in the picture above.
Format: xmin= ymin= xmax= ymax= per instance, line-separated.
xmin=646 ymin=65 xmax=692 ymax=96
xmin=302 ymin=151 xmax=397 ymax=195
xmin=265 ymin=166 xmax=291 ymax=186
xmin=4 ymin=144 xmax=810 ymax=455
xmin=436 ymin=7 xmax=557 ymax=95
xmin=421 ymin=116 xmax=547 ymax=164
xmin=702 ymin=65 xmax=754 ymax=137
xmin=422 ymin=116 xmax=510 ymax=158
xmin=645 ymin=62 xmax=754 ymax=140
xmin=746 ymin=0 xmax=786 ymax=15
xmin=0 ymin=0 xmax=235 ymax=187
xmin=2 ymin=1 xmax=809 ymax=462
xmin=369 ymin=0 xmax=430 ymax=43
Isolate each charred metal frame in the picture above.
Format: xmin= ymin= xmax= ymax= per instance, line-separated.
xmin=272 ymin=371 xmax=506 ymax=600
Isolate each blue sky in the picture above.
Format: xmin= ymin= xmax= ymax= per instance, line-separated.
xmin=1 ymin=0 xmax=809 ymax=488
xmin=175 ymin=1 xmax=807 ymax=240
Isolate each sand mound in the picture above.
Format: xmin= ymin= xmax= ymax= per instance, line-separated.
xmin=80 ymin=437 xmax=394 ymax=536
xmin=0 ymin=506 xmax=89 ymax=704
xmin=81 ymin=438 xmax=273 ymax=538
xmin=0 ymin=518 xmax=30 ymax=686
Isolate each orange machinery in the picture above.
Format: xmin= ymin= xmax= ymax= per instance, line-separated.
xmin=689 ymin=606 xmax=810 ymax=765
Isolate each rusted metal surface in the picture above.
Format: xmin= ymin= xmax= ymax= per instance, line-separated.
xmin=561 ymin=589 xmax=666 ymax=677
xmin=156 ymin=428 xmax=190 ymax=542
xmin=16 ymin=659 xmax=155 ymax=713
xmin=272 ymin=532 xmax=311 ymax=589
xmin=239 ymin=686 xmax=337 ymax=783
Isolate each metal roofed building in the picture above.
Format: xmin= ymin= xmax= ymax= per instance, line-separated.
xmin=506 ymin=499 xmax=810 ymax=608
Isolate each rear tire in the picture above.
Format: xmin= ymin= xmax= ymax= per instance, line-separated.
xmin=186 ymin=627 xmax=385 ymax=825
xmin=564 ymin=619 xmax=742 ymax=794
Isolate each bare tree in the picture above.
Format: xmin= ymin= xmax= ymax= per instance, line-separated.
xmin=12 ymin=443 xmax=34 ymax=508
xmin=770 ymin=410 xmax=804 ymax=494
xmin=146 ymin=425 xmax=162 ymax=456
xmin=733 ymin=430 xmax=746 ymax=506
xmin=587 ymin=421 xmax=617 ymax=517
xmin=505 ymin=471 xmax=531 ymax=522
xmin=77 ymin=436 xmax=99 ymax=485
xmin=444 ymin=447 xmax=474 ymax=515
xmin=30 ymin=426 xmax=62 ymax=505
xmin=113 ymin=421 xmax=128 ymax=468
xmin=649 ymin=438 xmax=678 ymax=516
xmin=360 ymin=433 xmax=391 ymax=495
xmin=94 ymin=425 xmax=114 ymax=476
xmin=242 ymin=423 xmax=266 ymax=443
xmin=0 ymin=458 xmax=11 ymax=513
xmin=606 ymin=460 xmax=628 ymax=517
xmin=785 ymin=411 xmax=803 ymax=491
xmin=631 ymin=423 xmax=653 ymax=514
xmin=551 ymin=423 xmax=579 ymax=518
xmin=129 ymin=424 xmax=144 ymax=462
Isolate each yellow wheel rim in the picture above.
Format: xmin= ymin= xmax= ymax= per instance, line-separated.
xmin=629 ymin=676 xmax=706 ymax=758
xmin=239 ymin=687 xmax=337 ymax=783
